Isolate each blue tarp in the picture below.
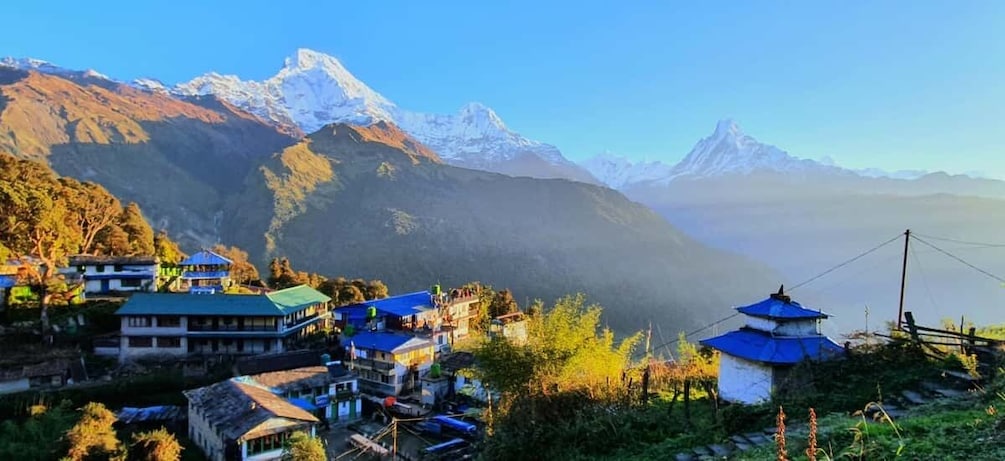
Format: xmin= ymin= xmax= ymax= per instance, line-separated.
xmin=700 ymin=329 xmax=844 ymax=365
xmin=432 ymin=415 xmax=476 ymax=434
xmin=287 ymin=397 xmax=317 ymax=412
xmin=0 ymin=275 xmax=16 ymax=288
xmin=736 ymin=297 xmax=829 ymax=320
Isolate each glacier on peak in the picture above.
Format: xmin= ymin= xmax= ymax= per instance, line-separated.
xmin=170 ymin=49 xmax=588 ymax=177
xmin=581 ymin=153 xmax=674 ymax=190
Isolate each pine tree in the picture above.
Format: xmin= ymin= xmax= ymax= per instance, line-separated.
xmin=120 ymin=202 xmax=155 ymax=255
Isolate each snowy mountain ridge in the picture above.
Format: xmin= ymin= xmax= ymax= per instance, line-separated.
xmin=169 ymin=49 xmax=589 ymax=179
xmin=582 ymin=119 xmax=849 ymax=189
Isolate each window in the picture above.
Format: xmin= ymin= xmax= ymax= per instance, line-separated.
xmin=114 ymin=264 xmax=124 ymax=272
xmin=157 ymin=316 xmax=181 ymax=328
xmin=156 ymin=337 xmax=181 ymax=348
xmin=121 ymin=278 xmax=142 ymax=288
xmin=247 ymin=432 xmax=292 ymax=456
xmin=127 ymin=317 xmax=151 ymax=328
xmin=95 ymin=265 xmax=105 ymax=273
xmin=128 ymin=337 xmax=153 ymax=348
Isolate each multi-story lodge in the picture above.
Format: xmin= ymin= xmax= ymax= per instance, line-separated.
xmin=346 ymin=330 xmax=435 ymax=396
xmin=334 ymin=287 xmax=479 ymax=344
xmin=179 ymin=250 xmax=232 ymax=294
xmin=114 ymin=285 xmax=331 ymax=362
xmin=185 ymin=362 xmax=362 ymax=461
xmin=64 ymin=255 xmax=160 ymax=295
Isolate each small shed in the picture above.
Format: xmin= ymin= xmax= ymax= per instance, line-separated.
xmin=700 ymin=287 xmax=844 ymax=404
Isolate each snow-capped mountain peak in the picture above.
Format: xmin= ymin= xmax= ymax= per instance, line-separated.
xmin=457 ymin=102 xmax=507 ymax=131
xmin=581 ymin=152 xmax=674 ymax=190
xmin=666 ymin=119 xmax=836 ymax=181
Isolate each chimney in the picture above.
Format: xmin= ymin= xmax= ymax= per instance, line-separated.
xmin=250 ymin=402 xmax=257 ymax=411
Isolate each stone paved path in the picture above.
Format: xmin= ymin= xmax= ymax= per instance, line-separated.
xmin=672 ymin=370 xmax=979 ymax=460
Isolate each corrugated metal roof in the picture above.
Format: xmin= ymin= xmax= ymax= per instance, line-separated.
xmin=115 ymin=285 xmax=330 ymax=316
xmin=736 ymin=297 xmax=829 ymax=320
xmin=700 ymin=329 xmax=844 ymax=365
xmin=180 ymin=250 xmax=233 ymax=266
xmin=345 ymin=291 xmax=434 ymax=318
xmin=0 ymin=275 xmax=16 ymax=288
xmin=349 ymin=330 xmax=433 ymax=353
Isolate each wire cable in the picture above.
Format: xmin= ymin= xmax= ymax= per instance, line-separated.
xmin=647 ymin=312 xmax=742 ymax=355
xmin=913 ymin=233 xmax=1005 ymax=248
xmin=911 ymin=235 xmax=1005 ymax=284
xmin=788 ymin=233 xmax=904 ymax=291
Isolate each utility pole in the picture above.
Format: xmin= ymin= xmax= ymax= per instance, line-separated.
xmin=897 ymin=229 xmax=911 ymax=329
xmin=392 ymin=417 xmax=398 ymax=460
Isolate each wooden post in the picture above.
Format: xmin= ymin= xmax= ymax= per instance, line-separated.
xmin=904 ymin=312 xmax=920 ymax=344
xmin=641 ymin=364 xmax=650 ymax=406
xmin=392 ymin=417 xmax=397 ymax=460
xmin=897 ymin=229 xmax=911 ymax=329
xmin=683 ymin=379 xmax=692 ymax=429
xmin=967 ymin=327 xmax=977 ymax=356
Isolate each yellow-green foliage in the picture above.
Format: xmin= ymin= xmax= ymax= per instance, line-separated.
xmin=64 ymin=402 xmax=123 ymax=461
xmin=129 ymin=427 xmax=183 ymax=461
xmin=281 ymin=431 xmax=325 ymax=461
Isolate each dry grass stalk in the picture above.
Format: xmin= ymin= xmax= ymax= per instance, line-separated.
xmin=806 ymin=407 xmax=818 ymax=461
xmin=776 ymin=405 xmax=788 ymax=461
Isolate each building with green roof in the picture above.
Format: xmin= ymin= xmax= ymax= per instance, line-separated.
xmin=114 ymin=285 xmax=331 ymax=362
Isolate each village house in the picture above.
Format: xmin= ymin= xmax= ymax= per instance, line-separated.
xmin=63 ymin=255 xmax=159 ymax=296
xmin=113 ymin=285 xmax=331 ymax=362
xmin=333 ymin=286 xmax=479 ymax=348
xmin=700 ymin=287 xmax=844 ymax=404
xmin=489 ymin=311 xmax=529 ymax=345
xmin=346 ymin=330 xmax=435 ymax=396
xmin=184 ymin=379 xmax=319 ymax=461
xmin=420 ymin=351 xmax=491 ymax=406
xmin=0 ymin=358 xmax=87 ymax=395
xmin=237 ymin=362 xmax=363 ymax=423
xmin=179 ymin=250 xmax=232 ymax=294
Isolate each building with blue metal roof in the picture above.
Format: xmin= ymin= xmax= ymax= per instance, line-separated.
xmin=345 ymin=330 xmax=435 ymax=396
xmin=700 ymin=286 xmax=844 ymax=404
xmin=179 ymin=250 xmax=233 ymax=294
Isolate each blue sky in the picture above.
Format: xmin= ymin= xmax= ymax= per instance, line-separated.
xmin=4 ymin=1 xmax=1004 ymax=177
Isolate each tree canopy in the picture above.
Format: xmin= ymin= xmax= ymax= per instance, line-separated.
xmin=63 ymin=402 xmax=123 ymax=461
xmin=281 ymin=431 xmax=326 ymax=461
xmin=129 ymin=427 xmax=183 ymax=461
xmin=211 ymin=244 xmax=260 ymax=284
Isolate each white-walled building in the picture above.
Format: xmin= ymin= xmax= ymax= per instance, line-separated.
xmin=114 ymin=285 xmax=330 ymax=362
xmin=346 ymin=330 xmax=435 ymax=396
xmin=184 ymin=362 xmax=362 ymax=461
xmin=65 ymin=255 xmax=159 ymax=295
xmin=700 ymin=287 xmax=844 ymax=405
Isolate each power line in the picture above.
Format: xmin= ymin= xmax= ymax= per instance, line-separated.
xmin=913 ymin=233 xmax=1005 ymax=248
xmin=789 ymin=233 xmax=904 ymax=291
xmin=911 ymin=235 xmax=1005 ymax=284
xmin=647 ymin=312 xmax=742 ymax=355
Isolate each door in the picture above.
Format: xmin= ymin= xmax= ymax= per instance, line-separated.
xmin=100 ymin=280 xmax=110 ymax=293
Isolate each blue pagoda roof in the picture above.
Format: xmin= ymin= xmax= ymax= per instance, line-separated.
xmin=180 ymin=250 xmax=232 ymax=266
xmin=736 ymin=296 xmax=829 ymax=320
xmin=700 ymin=329 xmax=844 ymax=365
xmin=346 ymin=291 xmax=434 ymax=318
xmin=348 ymin=330 xmax=432 ymax=354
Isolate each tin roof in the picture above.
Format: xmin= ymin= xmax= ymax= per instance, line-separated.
xmin=115 ymin=285 xmax=329 ymax=317
xmin=700 ymin=328 xmax=844 ymax=365
xmin=348 ymin=330 xmax=434 ymax=354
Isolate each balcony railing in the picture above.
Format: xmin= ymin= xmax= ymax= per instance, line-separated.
xmin=188 ymin=324 xmax=278 ymax=332
xmin=353 ymin=358 xmax=395 ymax=372
xmin=285 ymin=313 xmax=320 ymax=329
xmin=335 ymin=390 xmax=360 ymax=400
xmin=181 ymin=271 xmax=229 ymax=279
